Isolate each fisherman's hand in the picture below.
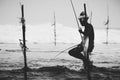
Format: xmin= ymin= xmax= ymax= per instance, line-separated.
xmin=79 ymin=29 xmax=82 ymax=33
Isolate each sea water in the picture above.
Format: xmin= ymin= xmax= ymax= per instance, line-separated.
xmin=0 ymin=43 xmax=120 ymax=70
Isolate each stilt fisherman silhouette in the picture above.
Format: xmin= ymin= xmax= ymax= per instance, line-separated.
xmin=68 ymin=11 xmax=94 ymax=69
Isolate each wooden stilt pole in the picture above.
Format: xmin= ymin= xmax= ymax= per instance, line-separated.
xmin=84 ymin=3 xmax=92 ymax=80
xmin=21 ymin=4 xmax=27 ymax=80
xmin=54 ymin=11 xmax=56 ymax=46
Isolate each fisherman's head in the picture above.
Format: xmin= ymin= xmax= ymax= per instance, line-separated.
xmin=78 ymin=11 xmax=89 ymax=26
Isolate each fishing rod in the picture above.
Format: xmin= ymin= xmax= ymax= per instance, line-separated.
xmin=52 ymin=0 xmax=86 ymax=59
xmin=70 ymin=0 xmax=83 ymax=40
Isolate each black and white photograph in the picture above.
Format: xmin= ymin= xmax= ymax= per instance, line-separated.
xmin=0 ymin=0 xmax=120 ymax=80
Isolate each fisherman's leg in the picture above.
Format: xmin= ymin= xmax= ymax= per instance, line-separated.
xmin=68 ymin=46 xmax=85 ymax=60
xmin=69 ymin=52 xmax=85 ymax=60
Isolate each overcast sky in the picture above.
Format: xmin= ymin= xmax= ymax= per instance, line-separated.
xmin=0 ymin=0 xmax=120 ymax=29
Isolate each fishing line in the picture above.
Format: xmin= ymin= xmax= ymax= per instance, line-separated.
xmin=52 ymin=44 xmax=78 ymax=59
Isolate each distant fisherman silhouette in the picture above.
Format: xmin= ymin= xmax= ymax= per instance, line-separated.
xmin=68 ymin=11 xmax=94 ymax=65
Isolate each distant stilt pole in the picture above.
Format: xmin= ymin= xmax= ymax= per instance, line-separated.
xmin=21 ymin=4 xmax=27 ymax=80
xmin=52 ymin=11 xmax=56 ymax=46
xmin=105 ymin=2 xmax=109 ymax=45
xmin=54 ymin=12 xmax=56 ymax=46
xmin=106 ymin=23 xmax=109 ymax=44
